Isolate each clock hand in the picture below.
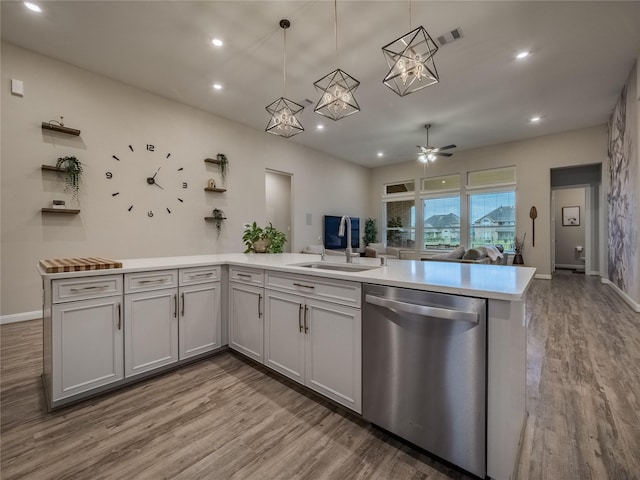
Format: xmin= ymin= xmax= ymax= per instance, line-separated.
xmin=153 ymin=181 xmax=164 ymax=190
xmin=152 ymin=166 xmax=161 ymax=179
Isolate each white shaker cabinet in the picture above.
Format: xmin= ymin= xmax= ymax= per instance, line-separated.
xmin=228 ymin=267 xmax=264 ymax=363
xmin=264 ymin=271 xmax=362 ymax=413
xmin=124 ymin=270 xmax=179 ymax=378
xmin=45 ymin=274 xmax=125 ymax=404
xmin=179 ymin=266 xmax=221 ymax=360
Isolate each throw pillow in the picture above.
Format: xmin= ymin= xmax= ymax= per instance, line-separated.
xmin=432 ymin=245 xmax=466 ymax=259
xmin=463 ymin=247 xmax=488 ymax=261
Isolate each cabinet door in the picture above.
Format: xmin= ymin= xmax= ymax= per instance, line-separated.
xmin=179 ymin=282 xmax=221 ymax=360
xmin=125 ymin=288 xmax=178 ymax=378
xmin=52 ymin=296 xmax=123 ymax=401
xmin=229 ymin=283 xmax=264 ymax=362
xmin=264 ymin=290 xmax=305 ymax=384
xmin=305 ymin=299 xmax=362 ymax=413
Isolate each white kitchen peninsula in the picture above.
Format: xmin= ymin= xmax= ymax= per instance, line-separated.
xmin=40 ymin=253 xmax=535 ymax=480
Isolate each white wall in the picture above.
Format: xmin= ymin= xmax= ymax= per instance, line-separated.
xmin=369 ymin=125 xmax=608 ymax=277
xmin=0 ymin=43 xmax=370 ymax=316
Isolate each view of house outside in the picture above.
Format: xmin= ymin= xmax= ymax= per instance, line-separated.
xmin=469 ymin=191 xmax=516 ymax=250
xmin=385 ymin=200 xmax=416 ymax=248
xmin=423 ymin=196 xmax=461 ymax=248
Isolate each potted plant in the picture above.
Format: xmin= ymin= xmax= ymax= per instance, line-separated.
xmin=363 ymin=218 xmax=377 ymax=246
xmin=212 ymin=208 xmax=226 ymax=234
xmin=242 ymin=222 xmax=287 ymax=253
xmin=56 ymin=155 xmax=83 ymax=200
xmin=513 ymin=233 xmax=526 ymax=265
xmin=216 ymin=153 xmax=228 ymax=180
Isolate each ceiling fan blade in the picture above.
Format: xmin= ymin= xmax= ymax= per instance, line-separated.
xmin=436 ymin=152 xmax=453 ymax=157
xmin=438 ymin=144 xmax=457 ymax=151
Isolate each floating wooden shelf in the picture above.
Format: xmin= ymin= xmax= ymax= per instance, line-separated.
xmin=41 ymin=164 xmax=65 ymax=173
xmin=204 ymin=187 xmax=227 ymax=193
xmin=41 ymin=122 xmax=81 ymax=136
xmin=204 ymin=216 xmax=227 ymax=221
xmin=41 ymin=208 xmax=80 ymax=215
xmin=204 ymin=158 xmax=223 ymax=165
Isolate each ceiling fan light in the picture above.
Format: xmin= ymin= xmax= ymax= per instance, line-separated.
xmin=382 ymin=26 xmax=440 ymax=97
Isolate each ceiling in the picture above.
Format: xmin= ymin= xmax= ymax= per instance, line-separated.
xmin=2 ymin=1 xmax=640 ymax=167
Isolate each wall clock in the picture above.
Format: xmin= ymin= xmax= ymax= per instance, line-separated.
xmin=106 ymin=143 xmax=187 ymax=217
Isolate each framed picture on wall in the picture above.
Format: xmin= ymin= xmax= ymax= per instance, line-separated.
xmin=562 ymin=206 xmax=580 ymax=226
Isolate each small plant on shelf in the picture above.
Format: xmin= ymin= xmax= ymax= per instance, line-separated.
xmin=216 ymin=153 xmax=228 ymax=180
xmin=55 ymin=155 xmax=83 ymax=200
xmin=212 ymin=208 xmax=226 ymax=234
xmin=242 ymin=221 xmax=287 ymax=254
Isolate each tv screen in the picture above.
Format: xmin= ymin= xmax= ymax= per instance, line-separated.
xmin=324 ymin=215 xmax=360 ymax=250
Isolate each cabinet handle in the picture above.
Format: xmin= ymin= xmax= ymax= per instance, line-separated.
xmin=189 ymin=272 xmax=214 ymax=279
xmin=293 ymin=282 xmax=315 ymax=289
xmin=139 ymin=278 xmax=168 ymax=285
xmin=117 ymin=303 xmax=122 ymax=330
xmin=173 ymin=294 xmax=177 ymax=318
xmin=181 ymin=292 xmax=185 ymax=316
xmin=304 ymin=305 xmax=309 ymax=333
xmin=258 ymin=294 xmax=263 ymax=318
xmin=298 ymin=304 xmax=303 ymax=332
xmin=236 ymin=273 xmax=251 ymax=278
xmin=70 ymin=285 xmax=107 ymax=292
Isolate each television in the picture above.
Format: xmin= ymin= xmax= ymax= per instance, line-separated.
xmin=323 ymin=215 xmax=360 ymax=250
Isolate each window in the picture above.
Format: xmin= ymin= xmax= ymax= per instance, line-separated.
xmin=423 ymin=196 xmax=460 ymax=248
xmin=385 ymin=200 xmax=415 ymax=248
xmin=469 ymin=191 xmax=516 ymax=250
xmin=421 ymin=174 xmax=461 ymax=249
xmin=385 ymin=181 xmax=415 ymax=195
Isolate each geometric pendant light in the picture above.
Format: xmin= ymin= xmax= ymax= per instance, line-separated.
xmin=381 ymin=1 xmax=439 ymax=97
xmin=313 ymin=0 xmax=360 ymax=120
xmin=265 ymin=19 xmax=305 ymax=138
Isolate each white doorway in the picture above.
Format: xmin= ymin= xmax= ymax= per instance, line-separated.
xmin=265 ymin=170 xmax=292 ymax=253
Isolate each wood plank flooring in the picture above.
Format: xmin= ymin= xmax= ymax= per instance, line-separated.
xmin=1 ymin=274 xmax=639 ymax=479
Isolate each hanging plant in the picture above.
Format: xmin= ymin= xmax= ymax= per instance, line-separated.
xmin=212 ymin=208 xmax=226 ymax=234
xmin=55 ymin=155 xmax=83 ymax=200
xmin=216 ymin=153 xmax=228 ymax=180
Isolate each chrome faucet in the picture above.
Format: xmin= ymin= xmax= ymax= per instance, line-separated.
xmin=338 ymin=215 xmax=359 ymax=263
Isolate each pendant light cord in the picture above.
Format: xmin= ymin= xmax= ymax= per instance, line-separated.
xmin=334 ymin=0 xmax=339 ymax=68
xmin=283 ymin=27 xmax=287 ymax=96
xmin=409 ymin=0 xmax=412 ymax=31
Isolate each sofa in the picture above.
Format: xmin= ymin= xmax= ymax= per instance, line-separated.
xmin=364 ymin=243 xmax=403 ymax=259
xmin=421 ymin=245 xmax=509 ymax=265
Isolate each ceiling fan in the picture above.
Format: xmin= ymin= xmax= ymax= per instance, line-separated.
xmin=417 ymin=124 xmax=457 ymax=163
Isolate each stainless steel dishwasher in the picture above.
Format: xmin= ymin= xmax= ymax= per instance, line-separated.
xmin=363 ymin=283 xmax=487 ymax=478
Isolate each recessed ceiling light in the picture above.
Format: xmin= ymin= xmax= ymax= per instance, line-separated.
xmin=516 ymin=51 xmax=530 ymax=60
xmin=24 ymin=2 xmax=41 ymax=12
xmin=317 ymin=124 xmax=324 ymax=130
xmin=212 ymin=83 xmax=223 ymax=90
xmin=377 ymin=152 xmax=383 ymax=157
xmin=212 ymin=38 xmax=223 ymax=47
xmin=530 ymin=116 xmax=542 ymax=123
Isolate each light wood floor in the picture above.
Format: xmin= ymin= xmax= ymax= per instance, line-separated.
xmin=1 ymin=274 xmax=639 ymax=479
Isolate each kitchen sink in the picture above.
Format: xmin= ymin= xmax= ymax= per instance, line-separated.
xmin=294 ymin=262 xmax=379 ymax=273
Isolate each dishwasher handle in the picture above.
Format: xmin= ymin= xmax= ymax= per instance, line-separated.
xmin=365 ymin=294 xmax=479 ymax=324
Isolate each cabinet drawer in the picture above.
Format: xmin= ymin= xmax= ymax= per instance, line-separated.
xmin=229 ymin=267 xmax=264 ymax=286
xmin=265 ymin=272 xmax=361 ymax=307
xmin=179 ymin=266 xmax=221 ymax=285
xmin=125 ymin=270 xmax=178 ymax=293
xmin=53 ymin=275 xmax=123 ymax=303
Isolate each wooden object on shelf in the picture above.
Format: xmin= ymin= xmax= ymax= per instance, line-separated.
xmin=39 ymin=256 xmax=123 ymax=273
xmin=41 ymin=164 xmax=65 ymax=173
xmin=204 ymin=187 xmax=227 ymax=193
xmin=204 ymin=216 xmax=228 ymax=221
xmin=41 ymin=122 xmax=81 ymax=136
xmin=204 ymin=158 xmax=223 ymax=165
xmin=41 ymin=208 xmax=80 ymax=215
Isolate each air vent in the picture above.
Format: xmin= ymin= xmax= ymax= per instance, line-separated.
xmin=436 ymin=27 xmax=464 ymax=47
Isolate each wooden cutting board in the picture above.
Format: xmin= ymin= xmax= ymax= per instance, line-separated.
xmin=39 ymin=257 xmax=123 ymax=273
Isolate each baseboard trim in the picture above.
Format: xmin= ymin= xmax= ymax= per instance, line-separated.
xmin=534 ymin=274 xmax=552 ymax=280
xmin=0 ymin=310 xmax=41 ymax=325
xmin=587 ymin=270 xmax=600 ymax=276
xmin=604 ymin=281 xmax=640 ymax=312
xmin=555 ymin=264 xmax=584 ymax=270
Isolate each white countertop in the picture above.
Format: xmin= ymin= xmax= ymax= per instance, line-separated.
xmin=39 ymin=253 xmax=536 ymax=301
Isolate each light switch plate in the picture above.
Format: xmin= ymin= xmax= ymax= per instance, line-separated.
xmin=11 ymin=79 xmax=24 ymax=96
